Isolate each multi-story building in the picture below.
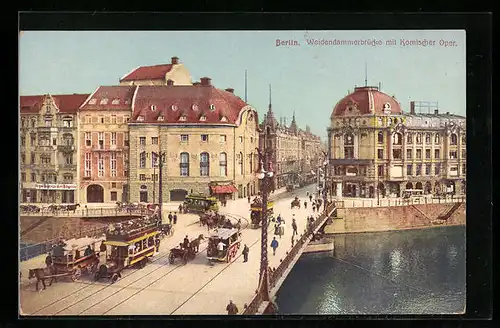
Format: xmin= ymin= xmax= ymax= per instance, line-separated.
xmin=119 ymin=56 xmax=192 ymax=86
xmin=20 ymin=93 xmax=89 ymax=203
xmin=260 ymin=97 xmax=323 ymax=189
xmin=128 ymin=77 xmax=260 ymax=203
xmin=327 ymin=85 xmax=466 ymax=198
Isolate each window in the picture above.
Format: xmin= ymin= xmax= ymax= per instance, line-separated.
xmin=180 ymin=152 xmax=190 ymax=176
xmin=111 ymin=132 xmax=116 ymax=146
xmin=85 ymin=153 xmax=91 ymax=177
xmin=416 ymin=133 xmax=422 ymax=144
xmin=406 ymin=149 xmax=412 ymax=160
xmin=124 ymin=135 xmax=129 ymax=147
xmin=377 ymin=149 xmax=384 ymax=159
xmin=238 ymin=152 xmax=243 ymax=175
xmin=462 ymin=164 xmax=466 ymax=175
xmin=41 ymin=155 xmax=51 ymax=164
xmin=434 ymin=149 xmax=440 ymax=159
xmin=20 ymin=136 xmax=25 ymax=147
xmin=85 ymin=115 xmax=91 ymax=123
xmin=31 ymin=173 xmax=36 ymax=182
xmin=63 ymin=119 xmax=73 ymax=127
xmin=64 ymin=174 xmax=73 ymax=182
xmin=85 ymin=132 xmax=91 ymax=146
xmin=98 ymin=153 xmax=104 ymax=177
xmin=425 ymin=164 xmax=431 ymax=175
xmin=392 ymin=133 xmax=402 ymax=145
xmin=219 ymin=152 xmax=227 ymax=176
xmin=151 ymin=137 xmax=158 ymax=145
xmin=65 ymin=154 xmax=73 ymax=165
xmin=151 ymin=152 xmax=158 ymax=168
xmin=239 ymin=136 xmax=243 ymax=143
xmin=435 ymin=133 xmax=440 ymax=144
xmin=150 ymin=173 xmax=157 ymax=181
xmin=377 ymin=132 xmax=384 ymax=144
xmin=139 ymin=152 xmax=146 ymax=168
xmin=110 ymin=191 xmax=117 ymax=201
xmin=425 ymin=149 xmax=431 ymax=159
xmin=406 ymin=133 xmax=413 ymax=144
xmin=200 ymin=152 xmax=210 ymax=176
xmin=416 ymin=149 xmax=422 ymax=159
xmin=406 ymin=164 xmax=413 ymax=176
xmin=31 ymin=119 xmax=36 ymax=128
xmin=450 ymin=166 xmax=458 ymax=172
xmin=110 ymin=152 xmax=117 ymax=177
xmin=100 ymin=116 xmax=105 ymax=124
xmin=98 ymin=132 xmax=104 ymax=150
xmin=21 ymin=154 xmax=25 ymax=164
xmin=378 ymin=165 xmax=384 ymax=177
xmin=124 ymin=170 xmax=128 ymax=177
xmin=31 ymin=152 xmax=36 ymax=164
xmin=449 ymin=151 xmax=457 ymax=159
xmin=461 ymin=149 xmax=466 ymax=159
xmin=111 ymin=115 xmax=117 ymax=124
xmin=45 ymin=120 xmax=52 ymax=127
xmin=30 ymin=134 xmax=36 ymax=145
xmin=392 ymin=149 xmax=402 ymax=160
xmin=111 ymin=182 xmax=117 ymax=188
xmin=435 ymin=163 xmax=441 ymax=175
xmin=450 ymin=134 xmax=458 ymax=145
xmin=139 ymin=137 xmax=146 ymax=145
xmin=220 ymin=135 xmax=226 ymax=143
xmin=139 ymin=174 xmax=146 ymax=181
xmin=416 ymin=164 xmax=422 ymax=176
xmin=181 ymin=135 xmax=189 ymax=142
xmin=425 ymin=133 xmax=431 ymax=143
xmin=201 ymin=134 xmax=208 ymax=142
xmin=21 ymin=173 xmax=26 ymax=182
xmin=461 ymin=135 xmax=466 ymax=144
xmin=344 ymin=147 xmax=354 ymax=159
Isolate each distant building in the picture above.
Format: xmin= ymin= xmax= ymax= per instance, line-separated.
xmin=328 ymin=86 xmax=466 ymax=198
xmin=20 ymin=94 xmax=89 ymax=203
xmin=119 ymin=56 xmax=193 ymax=86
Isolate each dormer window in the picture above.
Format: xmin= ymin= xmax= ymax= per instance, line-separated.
xmin=89 ymin=99 xmax=97 ymax=105
xmin=200 ymin=115 xmax=207 ymax=122
xmin=111 ymin=99 xmax=120 ymax=105
xmin=209 ymin=104 xmax=216 ymax=111
xmin=171 ymin=105 xmax=178 ymax=111
xmin=220 ymin=116 xmax=228 ymax=122
xmin=100 ymin=98 xmax=109 ymax=105
xmin=179 ymin=115 xmax=187 ymax=122
xmin=137 ymin=116 xmax=144 ymax=121
xmin=151 ymin=105 xmax=157 ymax=111
xmin=157 ymin=116 xmax=165 ymax=121
xmin=192 ymin=104 xmax=198 ymax=111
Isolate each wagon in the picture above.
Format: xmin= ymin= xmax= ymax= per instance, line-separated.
xmin=207 ymin=228 xmax=241 ymax=263
xmin=168 ymin=246 xmax=195 ymax=265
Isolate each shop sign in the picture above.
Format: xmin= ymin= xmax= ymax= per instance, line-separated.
xmin=35 ymin=183 xmax=77 ymax=190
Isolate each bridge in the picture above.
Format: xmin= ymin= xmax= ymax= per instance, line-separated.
xmin=20 ymin=207 xmax=151 ymax=218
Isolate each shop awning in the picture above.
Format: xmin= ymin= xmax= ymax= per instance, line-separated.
xmin=210 ymin=185 xmax=238 ymax=194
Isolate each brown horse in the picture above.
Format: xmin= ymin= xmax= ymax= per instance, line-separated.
xmin=189 ymin=234 xmax=205 ymax=253
xmin=28 ymin=266 xmax=57 ymax=291
xmin=66 ymin=203 xmax=80 ymax=213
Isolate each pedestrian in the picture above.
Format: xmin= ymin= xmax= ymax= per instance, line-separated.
xmin=226 ymin=300 xmax=239 ymax=315
xmin=291 ymin=219 xmax=298 ymax=237
xmin=309 ymin=195 xmax=312 ymax=202
xmin=270 ymin=237 xmax=279 ymax=256
xmin=276 ymin=214 xmax=282 ymax=225
xmin=168 ymin=212 xmax=173 ymax=224
xmin=242 ymin=244 xmax=249 ymax=262
xmin=173 ymin=212 xmax=178 ymax=224
xmin=183 ymin=235 xmax=189 ymax=249
xmin=304 ymin=201 xmax=307 ymax=209
xmin=247 ymin=195 xmax=251 ymax=203
xmin=312 ymin=205 xmax=316 ymax=212
xmin=178 ymin=203 xmax=183 ymax=213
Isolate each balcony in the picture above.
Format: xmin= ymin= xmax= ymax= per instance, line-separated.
xmin=57 ymin=144 xmax=75 ymax=152
xmin=60 ymin=163 xmax=77 ymax=170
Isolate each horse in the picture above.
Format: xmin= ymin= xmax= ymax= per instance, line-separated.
xmin=66 ymin=203 xmax=80 ymax=213
xmin=189 ymin=234 xmax=205 ymax=253
xmin=291 ymin=199 xmax=301 ymax=209
xmin=28 ymin=266 xmax=57 ymax=291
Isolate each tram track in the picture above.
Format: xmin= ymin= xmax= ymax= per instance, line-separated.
xmin=31 ymin=214 xmax=249 ymax=316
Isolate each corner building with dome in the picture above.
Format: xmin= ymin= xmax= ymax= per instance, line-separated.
xmin=327 ymin=86 xmax=466 ymax=199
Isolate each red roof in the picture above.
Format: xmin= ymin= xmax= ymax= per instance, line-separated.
xmin=331 ymin=86 xmax=402 ymax=117
xmin=20 ymin=95 xmax=44 ymax=114
xmin=120 ymin=64 xmax=173 ymax=82
xmin=210 ymin=185 xmax=238 ymax=194
xmin=53 ymin=94 xmax=90 ymax=113
xmin=80 ymin=86 xmax=136 ymax=111
xmin=130 ymin=85 xmax=249 ymax=125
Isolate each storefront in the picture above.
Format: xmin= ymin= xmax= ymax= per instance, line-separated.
xmin=209 ymin=182 xmax=239 ymax=202
xmin=35 ymin=183 xmax=77 ymax=204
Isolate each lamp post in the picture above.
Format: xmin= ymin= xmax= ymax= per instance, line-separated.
xmin=157 ymin=152 xmax=166 ymax=222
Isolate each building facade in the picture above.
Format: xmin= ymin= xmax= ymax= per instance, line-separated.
xmin=128 ymin=77 xmax=260 ymax=203
xmin=119 ymin=56 xmax=192 ymax=86
xmin=327 ymin=86 xmax=466 ymax=198
xmin=260 ymin=102 xmax=322 ymax=189
xmin=20 ymin=94 xmax=88 ymax=203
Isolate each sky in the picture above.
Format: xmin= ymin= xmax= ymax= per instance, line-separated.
xmin=19 ymin=30 xmax=466 ymax=139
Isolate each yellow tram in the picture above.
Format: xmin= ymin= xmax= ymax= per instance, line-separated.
xmin=250 ymin=198 xmax=274 ymax=229
xmin=183 ymin=193 xmax=219 ymax=213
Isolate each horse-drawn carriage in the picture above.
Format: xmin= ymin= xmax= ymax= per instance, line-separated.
xmin=250 ymin=197 xmax=274 ymax=229
xmin=207 ymin=228 xmax=242 ymax=263
xmin=168 ymin=234 xmax=204 ymax=265
xmin=183 ymin=194 xmax=219 ymax=214
xmin=199 ymin=211 xmax=232 ymax=230
xmin=291 ymin=197 xmax=301 ymax=209
xmin=159 ymin=223 xmax=175 ymax=239
xmin=94 ymin=217 xmax=161 ymax=283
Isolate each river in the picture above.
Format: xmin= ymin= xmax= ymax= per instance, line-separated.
xmin=275 ymin=225 xmax=466 ymax=315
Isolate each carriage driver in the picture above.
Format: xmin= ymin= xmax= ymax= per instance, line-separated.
xmin=84 ymin=245 xmax=93 ymax=257
xmin=217 ymin=240 xmax=226 ymax=257
xmin=183 ymin=236 xmax=190 ymax=250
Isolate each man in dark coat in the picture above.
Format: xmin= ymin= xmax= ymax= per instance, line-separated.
xmin=168 ymin=212 xmax=173 ymax=224
xmin=226 ymin=300 xmax=239 ymax=315
xmin=183 ymin=236 xmax=190 ymax=249
xmin=173 ymin=212 xmax=178 ymax=224
xmin=242 ymin=244 xmax=249 ymax=262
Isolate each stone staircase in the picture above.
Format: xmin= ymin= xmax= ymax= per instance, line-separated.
xmin=410 ymin=205 xmax=432 ymax=221
xmin=436 ymin=202 xmax=462 ymax=221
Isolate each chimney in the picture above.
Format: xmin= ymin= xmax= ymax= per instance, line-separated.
xmin=434 ymin=109 xmax=439 ymax=115
xmin=171 ymin=56 xmax=179 ymax=65
xmin=225 ymin=88 xmax=234 ymax=93
xmin=410 ymin=101 xmax=416 ymax=115
xmin=200 ymin=77 xmax=212 ymax=86
xmin=166 ymin=79 xmax=174 ymax=86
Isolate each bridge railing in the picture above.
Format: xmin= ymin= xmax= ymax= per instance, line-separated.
xmin=20 ymin=207 xmax=152 ymax=217
xmin=335 ymin=195 xmax=466 ymax=209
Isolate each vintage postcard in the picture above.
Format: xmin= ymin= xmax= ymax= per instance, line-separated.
xmin=19 ymin=29 xmax=466 ymax=316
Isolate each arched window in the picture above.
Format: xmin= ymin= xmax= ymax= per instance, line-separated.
xmin=151 ymin=152 xmax=158 ymax=168
xmin=31 ymin=119 xmax=36 ymax=128
xmin=377 ymin=132 xmax=384 ymax=144
xmin=238 ymin=152 xmax=243 ymax=175
xmin=219 ymin=152 xmax=227 ymax=176
xmin=180 ymin=152 xmax=189 ymax=176
xmin=200 ymin=152 xmax=210 ymax=176
xmin=392 ymin=133 xmax=402 ymax=145
xmin=434 ymin=133 xmax=440 ymax=144
xmin=406 ymin=133 xmax=413 ymax=144
xmin=416 ymin=133 xmax=422 ymax=144
xmin=450 ymin=133 xmax=458 ymax=145
xmin=139 ymin=151 xmax=146 ymax=168
xmin=266 ymin=126 xmax=271 ymax=135
xmin=62 ymin=133 xmax=74 ymax=146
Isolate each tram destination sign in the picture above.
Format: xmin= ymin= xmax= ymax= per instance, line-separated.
xmin=34 ymin=183 xmax=77 ymax=190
